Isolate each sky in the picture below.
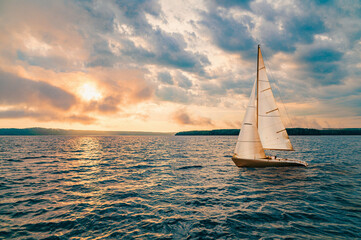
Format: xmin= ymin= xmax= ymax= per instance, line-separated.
xmin=0 ymin=0 xmax=360 ymax=132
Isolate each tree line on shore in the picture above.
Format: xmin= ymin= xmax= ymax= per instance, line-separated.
xmin=175 ymin=128 xmax=361 ymax=136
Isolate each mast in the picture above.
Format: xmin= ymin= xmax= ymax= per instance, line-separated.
xmin=256 ymin=44 xmax=260 ymax=128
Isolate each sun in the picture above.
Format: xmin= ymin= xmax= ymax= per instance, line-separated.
xmin=78 ymin=83 xmax=102 ymax=101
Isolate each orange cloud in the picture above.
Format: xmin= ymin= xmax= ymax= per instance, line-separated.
xmin=87 ymin=67 xmax=155 ymax=106
xmin=172 ymin=108 xmax=213 ymax=126
xmin=0 ymin=107 xmax=96 ymax=125
xmin=0 ymin=1 xmax=88 ymax=70
xmin=0 ymin=71 xmax=76 ymax=110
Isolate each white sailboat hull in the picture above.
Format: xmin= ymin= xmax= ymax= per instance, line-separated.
xmin=232 ymin=156 xmax=308 ymax=168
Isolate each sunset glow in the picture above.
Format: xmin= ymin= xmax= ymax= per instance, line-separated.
xmin=78 ymin=83 xmax=102 ymax=102
xmin=0 ymin=0 xmax=360 ymax=131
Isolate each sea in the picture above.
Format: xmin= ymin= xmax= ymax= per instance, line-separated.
xmin=0 ymin=135 xmax=360 ymax=239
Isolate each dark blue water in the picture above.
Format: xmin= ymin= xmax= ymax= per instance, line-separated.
xmin=0 ymin=135 xmax=360 ymax=239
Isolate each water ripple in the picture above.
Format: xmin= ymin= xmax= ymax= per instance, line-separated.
xmin=0 ymin=135 xmax=360 ymax=239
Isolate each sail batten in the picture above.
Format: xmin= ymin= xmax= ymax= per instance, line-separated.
xmin=266 ymin=108 xmax=278 ymax=114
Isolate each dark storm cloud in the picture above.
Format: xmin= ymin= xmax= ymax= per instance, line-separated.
xmin=0 ymin=71 xmax=76 ymax=110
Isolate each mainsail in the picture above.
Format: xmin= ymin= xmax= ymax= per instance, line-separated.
xmin=234 ymin=81 xmax=266 ymax=159
xmin=257 ymin=48 xmax=293 ymax=151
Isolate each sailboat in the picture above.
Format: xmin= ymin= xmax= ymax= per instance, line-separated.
xmin=232 ymin=45 xmax=308 ymax=167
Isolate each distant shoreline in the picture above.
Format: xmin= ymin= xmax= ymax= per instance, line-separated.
xmin=175 ymin=128 xmax=361 ymax=136
xmin=1 ymin=127 xmax=360 ymax=136
xmin=0 ymin=128 xmax=173 ymax=136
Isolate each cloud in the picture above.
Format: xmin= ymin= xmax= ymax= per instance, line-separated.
xmin=84 ymin=96 xmax=120 ymax=113
xmin=113 ymin=0 xmax=162 ymax=19
xmin=0 ymin=108 xmax=96 ymax=124
xmin=200 ymin=7 xmax=256 ymax=58
xmin=0 ymin=1 xmax=89 ymax=71
xmin=0 ymin=109 xmax=50 ymax=119
xmin=202 ymin=0 xmax=327 ymax=57
xmin=201 ymin=82 xmax=226 ymax=95
xmin=0 ymin=0 xmax=360 ymax=130
xmin=0 ymin=71 xmax=76 ymax=110
xmin=211 ymin=0 xmax=253 ymax=9
xmin=158 ymin=72 xmax=174 ymax=85
xmin=66 ymin=114 xmax=96 ymax=124
xmin=201 ymin=78 xmax=250 ymax=96
xmin=114 ymin=28 xmax=210 ymax=73
xmin=255 ymin=2 xmax=326 ymax=53
xmin=88 ymin=67 xmax=155 ymax=105
xmin=172 ymin=108 xmax=213 ymax=126
xmin=176 ymin=72 xmax=192 ymax=88
xmin=156 ymin=86 xmax=190 ymax=103
xmin=298 ymin=46 xmax=345 ymax=85
xmin=81 ymin=1 xmax=210 ymax=73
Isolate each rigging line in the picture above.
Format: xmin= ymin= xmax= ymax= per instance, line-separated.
xmin=262 ymin=49 xmax=294 ymax=129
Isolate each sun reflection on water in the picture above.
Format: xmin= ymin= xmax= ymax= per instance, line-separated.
xmin=62 ymin=137 xmax=106 ymax=213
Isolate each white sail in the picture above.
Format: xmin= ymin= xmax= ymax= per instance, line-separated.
xmin=257 ymin=48 xmax=293 ymax=150
xmin=234 ymin=80 xmax=266 ymax=159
